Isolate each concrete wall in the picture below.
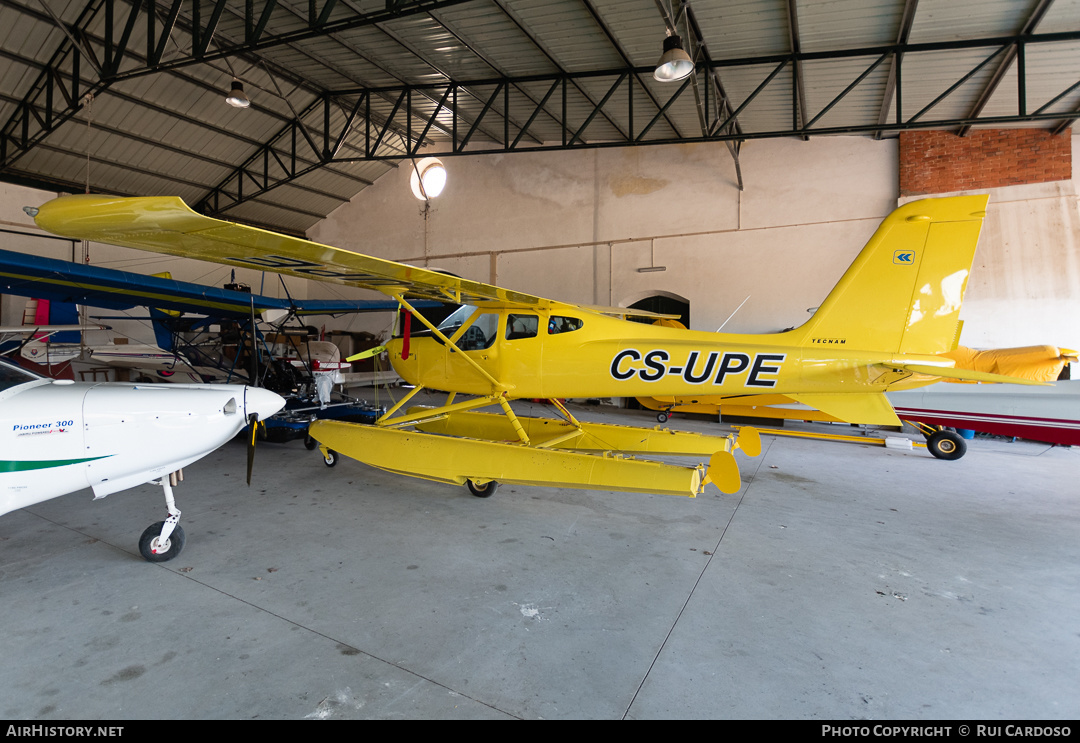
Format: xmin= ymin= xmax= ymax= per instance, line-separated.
xmin=945 ymin=178 xmax=1080 ymax=351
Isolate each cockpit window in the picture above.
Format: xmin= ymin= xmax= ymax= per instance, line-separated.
xmin=0 ymin=358 xmax=40 ymax=392
xmin=505 ymin=314 xmax=539 ymax=341
xmin=548 ymin=316 xmax=583 ymax=335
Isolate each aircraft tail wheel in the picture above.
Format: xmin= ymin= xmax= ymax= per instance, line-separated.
xmin=656 ymin=412 xmax=669 ymax=423
xmin=139 ymin=521 xmax=186 ymax=562
xmin=927 ymin=430 xmax=967 ymax=461
xmin=467 ymin=479 xmax=498 ymax=498
xmin=323 ymin=449 xmax=338 ymax=467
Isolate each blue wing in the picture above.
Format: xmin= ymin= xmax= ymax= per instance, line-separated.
xmin=0 ymin=247 xmax=405 ymax=318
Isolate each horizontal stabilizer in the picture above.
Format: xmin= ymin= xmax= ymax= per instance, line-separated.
xmin=892 ymin=364 xmax=1051 ymax=386
xmin=786 ymin=392 xmax=901 ymax=427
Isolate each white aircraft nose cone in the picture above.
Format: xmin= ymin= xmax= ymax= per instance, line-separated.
xmin=244 ymin=386 xmax=286 ymax=420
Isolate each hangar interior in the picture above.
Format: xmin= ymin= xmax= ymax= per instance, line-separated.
xmin=1 ymin=0 xmax=1079 ymax=720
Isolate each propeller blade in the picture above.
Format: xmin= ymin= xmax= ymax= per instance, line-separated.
xmin=246 ymin=413 xmax=258 ymax=486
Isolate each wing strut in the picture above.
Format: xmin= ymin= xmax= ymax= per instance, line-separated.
xmin=393 ymin=293 xmax=505 ymax=393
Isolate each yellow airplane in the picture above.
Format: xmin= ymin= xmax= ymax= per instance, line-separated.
xmin=32 ymin=193 xmax=1041 ymax=499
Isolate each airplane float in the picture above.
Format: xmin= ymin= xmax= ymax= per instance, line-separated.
xmin=0 ymin=356 xmax=284 ymax=561
xmin=31 ymin=192 xmax=1044 ymax=499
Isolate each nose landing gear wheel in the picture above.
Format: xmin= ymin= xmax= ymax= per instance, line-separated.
xmin=138 ymin=521 xmax=186 ymax=562
xmin=467 ymin=479 xmax=499 ymax=498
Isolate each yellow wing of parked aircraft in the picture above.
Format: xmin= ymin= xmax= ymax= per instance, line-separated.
xmin=33 ymin=193 xmax=1040 ymax=499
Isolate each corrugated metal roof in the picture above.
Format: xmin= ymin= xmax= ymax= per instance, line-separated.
xmin=2 ymin=0 xmax=1078 ymax=234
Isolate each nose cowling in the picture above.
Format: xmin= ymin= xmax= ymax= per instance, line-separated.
xmin=385 ymin=337 xmax=421 ymax=385
xmin=244 ymin=386 xmax=285 ymax=421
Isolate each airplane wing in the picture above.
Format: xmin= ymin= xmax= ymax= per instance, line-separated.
xmin=33 ymin=195 xmax=557 ymax=309
xmin=0 ymin=324 xmax=107 ymax=334
xmin=0 ymin=245 xmax=404 ymax=319
xmin=32 ymin=195 xmax=662 ymax=318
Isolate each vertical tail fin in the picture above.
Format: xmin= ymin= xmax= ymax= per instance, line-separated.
xmin=793 ymin=195 xmax=989 ymax=356
xmin=23 ymin=297 xmax=81 ymax=343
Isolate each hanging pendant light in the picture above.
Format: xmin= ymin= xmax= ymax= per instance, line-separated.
xmin=654 ymin=34 xmax=694 ymax=82
xmin=225 ymin=80 xmax=251 ymax=109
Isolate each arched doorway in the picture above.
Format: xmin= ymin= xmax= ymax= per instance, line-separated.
xmin=622 ymin=292 xmax=690 ymax=411
xmin=626 ymin=291 xmax=690 ymax=329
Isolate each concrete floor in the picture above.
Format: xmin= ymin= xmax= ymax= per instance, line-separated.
xmin=1 ymin=397 xmax=1077 ymax=720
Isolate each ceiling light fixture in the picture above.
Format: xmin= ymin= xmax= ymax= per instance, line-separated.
xmin=653 ymin=34 xmax=694 ymax=82
xmin=410 ymin=157 xmax=447 ymax=200
xmin=225 ymin=80 xmax=250 ymax=109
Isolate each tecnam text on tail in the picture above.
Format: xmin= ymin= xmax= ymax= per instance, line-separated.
xmin=33 ymin=194 xmax=1042 ymax=499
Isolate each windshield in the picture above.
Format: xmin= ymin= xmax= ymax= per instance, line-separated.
xmin=430 ymin=305 xmax=500 ymax=351
xmin=0 ymin=357 xmax=41 ymax=392
xmin=435 ymin=305 xmax=478 ymax=336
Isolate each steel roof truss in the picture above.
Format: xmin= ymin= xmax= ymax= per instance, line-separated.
xmin=106 ymin=0 xmax=475 ymax=79
xmin=0 ymin=0 xmax=110 ymax=170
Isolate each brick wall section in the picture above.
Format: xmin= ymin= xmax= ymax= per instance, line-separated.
xmin=899 ymin=128 xmax=1072 ymax=196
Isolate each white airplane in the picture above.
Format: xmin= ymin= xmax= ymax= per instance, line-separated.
xmin=0 ymin=322 xmax=109 ymax=371
xmin=0 ymin=356 xmax=284 ymax=561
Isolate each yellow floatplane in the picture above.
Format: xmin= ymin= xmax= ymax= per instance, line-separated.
xmin=34 ymin=193 xmax=1040 ymax=499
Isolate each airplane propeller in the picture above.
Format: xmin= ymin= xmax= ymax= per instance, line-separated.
xmin=239 ymin=386 xmax=285 ymax=488
xmin=246 ymin=412 xmax=260 ymax=486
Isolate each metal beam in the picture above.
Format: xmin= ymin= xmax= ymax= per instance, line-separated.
xmin=7 ymin=0 xmax=1080 ymax=221
xmin=103 ymin=0 xmax=477 ymax=80
xmin=0 ymin=0 xmax=110 ymax=171
xmin=875 ymin=0 xmax=919 ymax=139
xmin=490 ymin=0 xmax=629 ymax=142
xmin=583 ymin=0 xmax=682 ymax=140
xmin=957 ymin=0 xmax=1056 ymax=136
xmin=316 ymin=53 xmax=1080 ymax=161
xmin=785 ymin=0 xmax=809 ymax=141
